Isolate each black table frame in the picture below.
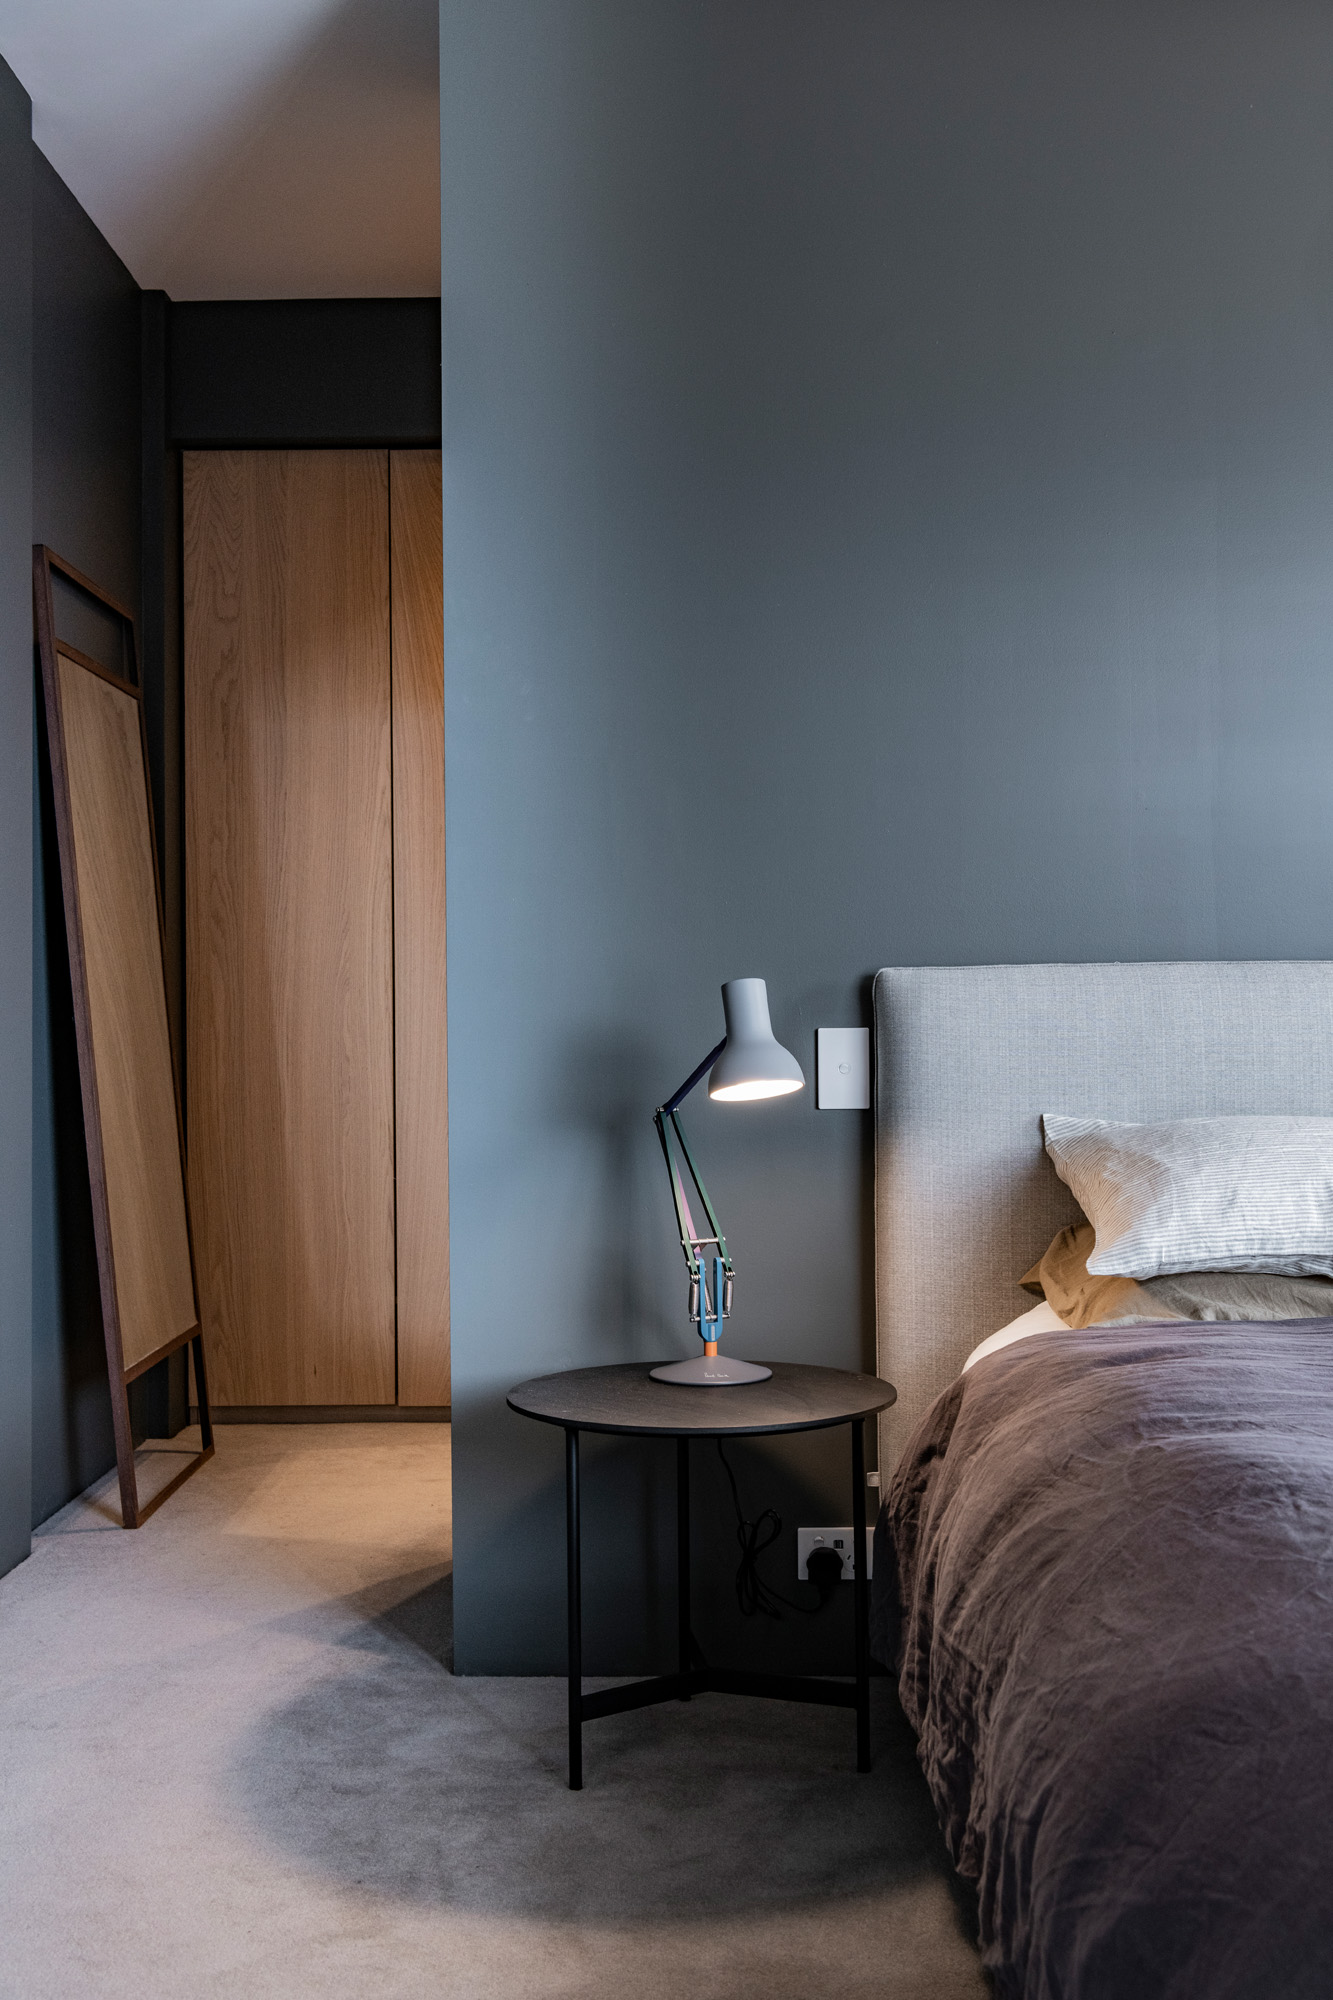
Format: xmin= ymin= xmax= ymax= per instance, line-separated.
xmin=560 ymin=1415 xmax=871 ymax=1790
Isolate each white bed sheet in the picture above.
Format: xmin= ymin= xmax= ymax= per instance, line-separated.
xmin=962 ymin=1299 xmax=1067 ymax=1373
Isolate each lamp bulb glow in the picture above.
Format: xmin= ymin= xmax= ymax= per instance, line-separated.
xmin=709 ymin=1077 xmax=804 ymax=1102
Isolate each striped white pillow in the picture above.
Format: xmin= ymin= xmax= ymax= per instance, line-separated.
xmin=1042 ymin=1114 xmax=1333 ymax=1280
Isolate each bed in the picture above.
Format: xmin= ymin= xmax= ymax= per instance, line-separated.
xmin=869 ymin=962 xmax=1333 ymax=1999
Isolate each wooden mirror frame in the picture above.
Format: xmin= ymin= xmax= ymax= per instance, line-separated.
xmin=34 ymin=545 xmax=214 ymax=1527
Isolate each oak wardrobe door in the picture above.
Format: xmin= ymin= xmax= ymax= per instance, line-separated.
xmin=184 ymin=450 xmax=397 ymax=1406
xmin=391 ymin=450 xmax=450 ymax=1406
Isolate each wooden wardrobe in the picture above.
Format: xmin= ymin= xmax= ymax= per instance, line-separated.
xmin=183 ymin=449 xmax=448 ymax=1409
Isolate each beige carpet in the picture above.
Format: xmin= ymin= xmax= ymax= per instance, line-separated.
xmin=0 ymin=1425 xmax=987 ymax=1998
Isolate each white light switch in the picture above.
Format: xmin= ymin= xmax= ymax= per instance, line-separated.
xmin=816 ymin=1026 xmax=869 ymax=1109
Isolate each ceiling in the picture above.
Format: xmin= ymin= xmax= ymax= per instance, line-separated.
xmin=0 ymin=0 xmax=440 ymax=299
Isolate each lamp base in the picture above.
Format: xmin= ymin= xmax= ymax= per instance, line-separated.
xmin=649 ymin=1355 xmax=773 ymax=1386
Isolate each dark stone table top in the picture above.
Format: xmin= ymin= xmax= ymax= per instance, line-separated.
xmin=507 ymin=1361 xmax=897 ymax=1438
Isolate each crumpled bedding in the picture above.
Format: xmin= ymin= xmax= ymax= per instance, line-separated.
xmin=872 ymin=1321 xmax=1333 ymax=1999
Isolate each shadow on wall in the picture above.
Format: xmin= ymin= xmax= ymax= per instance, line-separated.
xmin=460 ymin=1389 xmax=866 ymax=1680
xmin=551 ymin=1028 xmax=680 ymax=1363
xmin=234 ymin=1567 xmax=978 ymax=1938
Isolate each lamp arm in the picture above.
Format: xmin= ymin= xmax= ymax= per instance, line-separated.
xmin=653 ymin=1108 xmax=700 ymax=1275
xmin=654 ymin=1040 xmax=737 ymax=1348
xmin=667 ymin=1110 xmax=731 ymax=1271
xmin=654 ymin=1037 xmax=733 ymax=1273
xmin=660 ymin=1038 xmax=726 ymax=1118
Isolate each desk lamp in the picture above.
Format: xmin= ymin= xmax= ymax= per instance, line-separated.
xmin=651 ymin=978 xmax=804 ymax=1385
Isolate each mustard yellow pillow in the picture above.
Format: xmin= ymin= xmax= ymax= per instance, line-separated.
xmin=1022 ymin=1223 xmax=1333 ymax=1330
xmin=1020 ymin=1225 xmax=1170 ymax=1330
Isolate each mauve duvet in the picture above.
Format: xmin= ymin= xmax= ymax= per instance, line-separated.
xmin=872 ymin=1322 xmax=1333 ymax=1999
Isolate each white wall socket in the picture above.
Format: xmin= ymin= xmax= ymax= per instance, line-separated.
xmin=816 ymin=1026 xmax=870 ymax=1109
xmin=797 ymin=1526 xmax=874 ymax=1581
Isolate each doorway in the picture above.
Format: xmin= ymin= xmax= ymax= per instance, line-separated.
xmin=183 ymin=449 xmax=447 ymax=1411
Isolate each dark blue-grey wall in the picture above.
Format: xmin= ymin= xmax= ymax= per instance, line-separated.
xmin=0 ymin=60 xmax=33 ymax=1577
xmin=30 ymin=151 xmax=146 ymax=1529
xmin=441 ymin=0 xmax=1333 ymax=1671
xmin=32 ymin=156 xmax=141 ymax=614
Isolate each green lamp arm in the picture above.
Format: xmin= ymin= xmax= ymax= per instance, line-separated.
xmin=654 ymin=1045 xmax=735 ymax=1337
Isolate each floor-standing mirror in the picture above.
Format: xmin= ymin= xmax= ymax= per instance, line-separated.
xmin=34 ymin=545 xmax=214 ymax=1527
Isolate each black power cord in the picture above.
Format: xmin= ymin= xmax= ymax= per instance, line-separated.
xmin=715 ymin=1440 xmax=847 ymax=1619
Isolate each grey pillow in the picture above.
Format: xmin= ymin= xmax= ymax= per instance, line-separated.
xmin=1022 ymin=1221 xmax=1333 ymax=1327
xmin=1148 ymin=1267 xmax=1333 ymax=1323
xmin=1042 ymin=1113 xmax=1333 ymax=1280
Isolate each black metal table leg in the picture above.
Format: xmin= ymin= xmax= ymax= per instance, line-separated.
xmin=510 ymin=1364 xmax=896 ymax=1790
xmin=566 ymin=1426 xmax=583 ymax=1789
xmin=677 ymin=1437 xmax=691 ymax=1697
xmin=851 ymin=1417 xmax=871 ymax=1772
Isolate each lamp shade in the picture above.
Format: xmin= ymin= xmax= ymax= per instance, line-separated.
xmin=708 ymin=978 xmax=805 ymax=1102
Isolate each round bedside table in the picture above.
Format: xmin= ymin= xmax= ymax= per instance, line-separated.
xmin=507 ymin=1361 xmax=897 ymax=1788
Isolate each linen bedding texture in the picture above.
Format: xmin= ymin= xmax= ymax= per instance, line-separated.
xmin=873 ymin=1322 xmax=1333 ymax=2000
xmin=1021 ymin=1220 xmax=1333 ymax=1328
xmin=1041 ymin=1112 xmax=1333 ymax=1278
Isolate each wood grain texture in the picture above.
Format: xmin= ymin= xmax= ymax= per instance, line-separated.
xmin=391 ymin=450 xmax=450 ymax=1406
xmin=56 ymin=651 xmax=198 ymax=1372
xmin=184 ymin=450 xmax=396 ymax=1406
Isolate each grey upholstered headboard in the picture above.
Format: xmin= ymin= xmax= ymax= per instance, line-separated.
xmin=873 ymin=962 xmax=1333 ymax=1471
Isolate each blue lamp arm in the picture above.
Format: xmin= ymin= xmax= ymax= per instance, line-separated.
xmin=654 ymin=1042 xmax=735 ymax=1344
xmin=660 ymin=1037 xmax=725 ymax=1117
